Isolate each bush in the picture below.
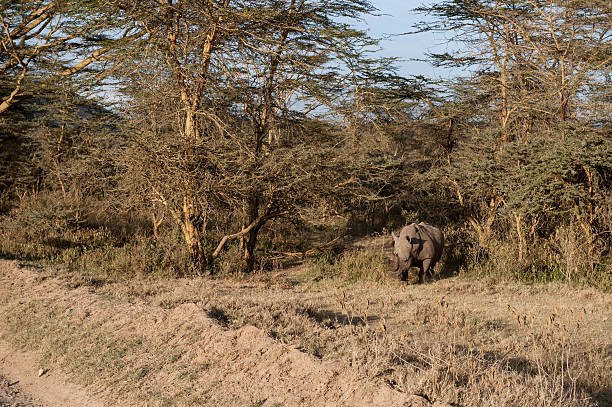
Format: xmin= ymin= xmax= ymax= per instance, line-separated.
xmin=0 ymin=192 xmax=88 ymax=261
xmin=462 ymin=221 xmax=611 ymax=290
xmin=214 ymin=243 xmax=247 ymax=276
xmin=304 ymin=242 xmax=390 ymax=283
xmin=60 ymin=232 xmax=193 ymax=280
xmin=334 ymin=248 xmax=390 ymax=282
xmin=0 ymin=193 xmax=196 ymax=279
xmin=549 ymin=220 xmax=611 ymax=289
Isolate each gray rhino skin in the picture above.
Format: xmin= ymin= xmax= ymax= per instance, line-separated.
xmin=389 ymin=222 xmax=444 ymax=284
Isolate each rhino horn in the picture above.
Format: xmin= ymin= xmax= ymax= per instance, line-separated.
xmin=391 ymin=231 xmax=398 ymax=244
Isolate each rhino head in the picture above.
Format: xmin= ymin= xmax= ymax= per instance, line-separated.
xmin=389 ymin=230 xmax=414 ymax=279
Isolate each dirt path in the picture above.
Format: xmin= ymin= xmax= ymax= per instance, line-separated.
xmin=0 ymin=373 xmax=41 ymax=407
xmin=0 ymin=260 xmax=449 ymax=407
xmin=0 ymin=338 xmax=104 ymax=407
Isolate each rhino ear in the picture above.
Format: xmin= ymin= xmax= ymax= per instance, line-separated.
xmin=391 ymin=231 xmax=398 ymax=244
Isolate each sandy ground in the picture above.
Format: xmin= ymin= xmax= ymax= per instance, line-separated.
xmin=0 ymin=260 xmax=450 ymax=407
xmin=0 ymin=372 xmax=40 ymax=407
xmin=0 ymin=340 xmax=104 ymax=407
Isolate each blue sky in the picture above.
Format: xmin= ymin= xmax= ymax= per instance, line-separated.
xmin=360 ymin=1 xmax=454 ymax=78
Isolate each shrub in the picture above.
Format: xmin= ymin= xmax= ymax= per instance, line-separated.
xmin=304 ymin=240 xmax=390 ymax=283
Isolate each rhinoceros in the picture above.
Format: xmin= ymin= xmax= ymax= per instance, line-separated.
xmin=389 ymin=222 xmax=444 ymax=284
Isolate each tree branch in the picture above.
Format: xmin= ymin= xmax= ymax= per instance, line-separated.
xmin=212 ymin=209 xmax=287 ymax=258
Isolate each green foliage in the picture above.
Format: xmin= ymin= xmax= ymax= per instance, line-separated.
xmin=405 ymin=0 xmax=612 ymax=285
xmin=61 ymin=232 xmax=194 ymax=280
xmin=0 ymin=0 xmax=120 ymax=115
xmin=0 ymin=0 xmax=609 ymax=288
xmin=214 ymin=243 xmax=248 ymax=276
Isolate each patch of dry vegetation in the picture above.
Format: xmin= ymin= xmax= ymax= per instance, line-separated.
xmin=0 ymin=261 xmax=440 ymax=407
xmin=143 ymin=278 xmax=611 ymax=407
xmin=1 ymin=257 xmax=609 ymax=407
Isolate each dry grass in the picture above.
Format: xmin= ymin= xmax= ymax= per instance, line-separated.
xmin=461 ymin=220 xmax=612 ymax=291
xmin=144 ymin=278 xmax=610 ymax=407
xmin=2 ymin=253 xmax=609 ymax=407
xmin=2 ymin=195 xmax=609 ymax=289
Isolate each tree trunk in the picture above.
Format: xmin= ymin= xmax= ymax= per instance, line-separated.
xmin=513 ymin=212 xmax=524 ymax=262
xmin=467 ymin=196 xmax=500 ymax=248
xmin=243 ymin=194 xmax=261 ymax=272
xmin=181 ymin=196 xmax=204 ymax=271
xmin=468 ymin=217 xmax=492 ymax=248
xmin=244 ymin=223 xmax=262 ymax=272
xmin=152 ymin=211 xmax=164 ymax=240
xmin=184 ymin=108 xmax=199 ymax=140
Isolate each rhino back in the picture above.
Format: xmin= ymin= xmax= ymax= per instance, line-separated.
xmin=416 ymin=223 xmax=444 ymax=261
xmin=398 ymin=223 xmax=419 ymax=240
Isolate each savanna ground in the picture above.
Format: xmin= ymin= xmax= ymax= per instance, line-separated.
xmin=0 ymin=247 xmax=610 ymax=407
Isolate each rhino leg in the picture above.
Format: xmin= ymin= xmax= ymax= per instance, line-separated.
xmin=418 ymin=258 xmax=433 ymax=284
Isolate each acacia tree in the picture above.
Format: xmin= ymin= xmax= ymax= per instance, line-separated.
xmin=116 ymin=0 xmax=406 ymax=271
xmin=207 ymin=0 xmax=415 ymax=268
xmin=0 ymin=0 xmax=140 ymax=212
xmin=108 ymin=0 xmax=238 ymax=269
xmin=208 ymin=0 xmax=340 ymax=268
xmin=0 ymin=0 xmax=132 ymax=114
xmin=415 ymin=0 xmax=611 ymax=268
